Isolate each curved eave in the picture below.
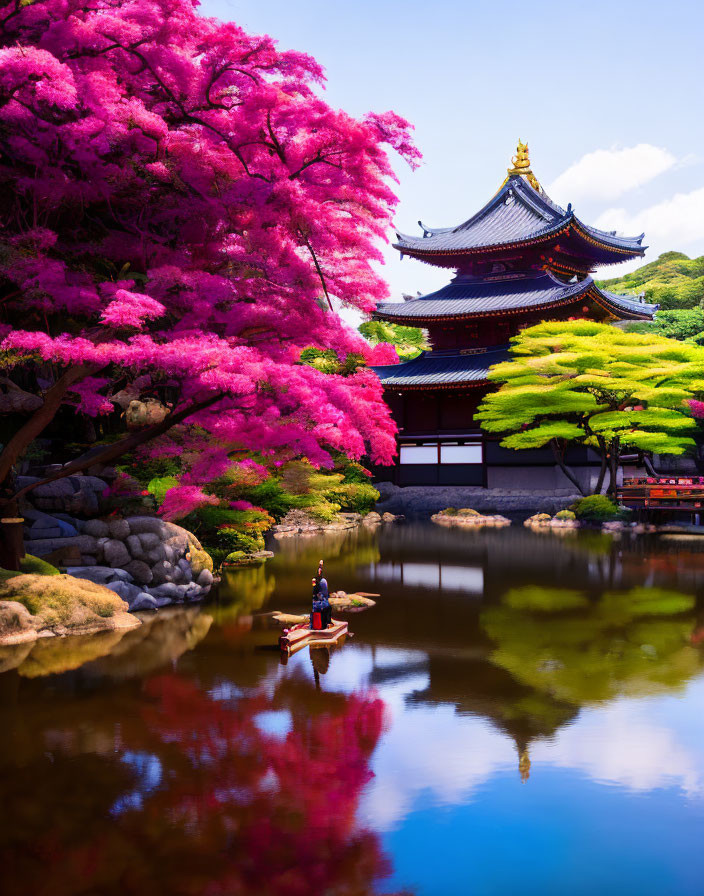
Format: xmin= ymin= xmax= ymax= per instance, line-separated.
xmin=394 ymin=216 xmax=645 ymax=265
xmin=375 ymin=283 xmax=657 ymax=326
xmin=372 ymin=347 xmax=510 ymax=392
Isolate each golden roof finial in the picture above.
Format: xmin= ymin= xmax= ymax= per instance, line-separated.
xmin=506 ymin=140 xmax=541 ymax=191
xmin=510 ymin=140 xmax=531 ymax=172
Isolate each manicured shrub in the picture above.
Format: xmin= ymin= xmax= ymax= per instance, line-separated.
xmin=457 ymin=508 xmax=480 ymax=517
xmin=570 ymin=495 xmax=627 ymax=523
xmin=441 ymin=507 xmax=458 ymax=516
xmin=555 ymin=509 xmax=576 ymax=521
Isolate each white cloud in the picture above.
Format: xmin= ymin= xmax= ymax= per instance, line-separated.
xmin=594 ymin=186 xmax=704 ymax=247
xmin=549 ymin=144 xmax=677 ymax=204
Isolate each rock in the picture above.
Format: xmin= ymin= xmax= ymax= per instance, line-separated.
xmin=66 ymin=566 xmax=134 ymax=585
xmin=79 ymin=555 xmax=98 ymax=566
xmin=177 ymin=558 xmax=192 ymax=582
xmin=171 ymin=565 xmax=184 ymax=583
xmin=23 ymin=534 xmax=97 ymax=557
xmin=196 ymin=568 xmax=214 ymax=587
xmin=105 ymin=580 xmax=144 ymax=602
xmin=148 ymin=582 xmax=181 ymax=600
xmin=29 ymin=525 xmax=63 ymax=539
xmin=363 ymin=512 xmax=381 ymax=525
xmin=154 ymin=596 xmax=173 ymax=608
xmin=151 ymin=560 xmax=174 ymax=585
xmin=138 ymin=532 xmax=162 ymax=551
xmin=145 ymin=546 xmax=166 ymax=564
xmin=165 ymin=533 xmax=189 ymax=555
xmin=162 ymin=544 xmax=176 ymax=565
xmin=0 ymin=601 xmax=39 ymax=643
xmin=126 ymin=534 xmax=144 ymax=558
xmin=129 ymin=593 xmax=158 ymax=612
xmin=184 ymin=583 xmax=203 ymax=601
xmin=104 ymin=539 xmax=131 ymax=568
xmin=84 ymin=519 xmax=110 ymax=538
xmin=188 ymin=546 xmax=213 ymax=575
xmin=107 ymin=518 xmax=130 ymax=540
xmin=126 ymin=516 xmax=166 ymax=535
xmin=382 ymin=512 xmax=397 ymax=522
xmin=123 ymin=559 xmax=153 ymax=586
xmin=0 ymin=574 xmax=135 ymax=635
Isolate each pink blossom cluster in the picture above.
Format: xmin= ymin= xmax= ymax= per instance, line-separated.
xmin=0 ymin=0 xmax=418 ymax=482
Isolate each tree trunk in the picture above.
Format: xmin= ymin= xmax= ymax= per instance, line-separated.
xmin=593 ymin=437 xmax=609 ymax=495
xmin=1 ymin=391 xmax=226 ymax=510
xmin=642 ymin=453 xmax=659 ymax=477
xmin=607 ymin=439 xmax=620 ymax=496
xmin=550 ymin=439 xmax=587 ymax=496
xmin=0 ymin=364 xmax=99 ymax=490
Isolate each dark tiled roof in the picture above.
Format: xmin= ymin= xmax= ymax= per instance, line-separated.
xmin=596 ymin=288 xmax=658 ymax=319
xmin=376 ymin=271 xmax=589 ymax=320
xmin=394 ymin=176 xmax=645 ymax=259
xmin=375 ymin=270 xmax=658 ymax=323
xmin=372 ymin=347 xmax=511 ymax=389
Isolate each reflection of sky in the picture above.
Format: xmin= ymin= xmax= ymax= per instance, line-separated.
xmin=112 ymin=751 xmax=163 ymax=815
xmin=284 ymin=644 xmax=704 ymax=894
xmin=364 ymin=562 xmax=484 ymax=594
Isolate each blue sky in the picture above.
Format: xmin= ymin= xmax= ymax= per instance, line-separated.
xmin=201 ymin=0 xmax=704 ymax=301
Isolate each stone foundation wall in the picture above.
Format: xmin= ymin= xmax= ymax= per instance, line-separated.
xmin=17 ymin=471 xmax=213 ymax=612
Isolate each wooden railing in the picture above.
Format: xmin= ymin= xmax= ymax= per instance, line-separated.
xmin=617 ymin=477 xmax=704 ymax=512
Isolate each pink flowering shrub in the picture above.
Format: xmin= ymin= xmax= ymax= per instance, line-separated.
xmin=159 ymin=486 xmax=220 ymax=521
xmin=0 ymin=0 xmax=416 ymax=508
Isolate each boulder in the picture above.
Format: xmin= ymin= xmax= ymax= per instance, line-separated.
xmin=84 ymin=519 xmax=109 ymax=538
xmin=154 ymin=596 xmax=174 ymax=608
xmin=196 ymin=568 xmax=214 ymax=588
xmin=83 ymin=520 xmax=108 ymax=538
xmin=123 ymin=559 xmax=153 ymax=586
xmin=126 ymin=516 xmax=166 ymax=535
xmin=137 ymin=532 xmax=162 ymax=551
xmin=144 ymin=546 xmax=166 ymax=565
xmin=126 ymin=534 xmax=144 ymax=558
xmin=151 ymin=560 xmax=174 ymax=585
xmin=177 ymin=558 xmax=193 ymax=582
xmin=129 ymin=593 xmax=158 ymax=612
xmin=24 ymin=534 xmax=97 ymax=557
xmin=79 ymin=556 xmax=98 ymax=566
xmin=148 ymin=582 xmax=181 ymax=600
xmin=104 ymin=539 xmax=131 ymax=567
xmin=105 ymin=580 xmax=144 ymax=602
xmin=189 ymin=546 xmax=213 ymax=575
xmin=107 ymin=518 xmax=130 ymax=540
xmin=0 ymin=601 xmax=38 ymax=643
xmin=66 ymin=566 xmax=134 ymax=585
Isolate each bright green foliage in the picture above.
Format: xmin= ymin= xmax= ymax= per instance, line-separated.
xmin=600 ymin=251 xmax=704 ymax=311
xmin=627 ymin=308 xmax=704 ymax=342
xmin=0 ymin=553 xmax=60 ymax=581
xmin=555 ymin=509 xmax=576 ymax=520
xmin=359 ymin=320 xmax=429 ymax=361
xmin=147 ymin=475 xmax=179 ymax=505
xmin=299 ymin=348 xmax=366 ymax=376
xmin=477 ymin=320 xmax=704 ymax=493
xmin=570 ymin=495 xmax=625 ymax=522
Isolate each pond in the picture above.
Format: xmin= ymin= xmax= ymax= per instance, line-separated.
xmin=2 ymin=523 xmax=704 ymax=895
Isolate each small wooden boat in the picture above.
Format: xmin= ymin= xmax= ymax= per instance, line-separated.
xmin=279 ymin=619 xmax=350 ymax=656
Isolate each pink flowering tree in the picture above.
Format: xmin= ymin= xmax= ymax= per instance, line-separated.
xmin=0 ymin=0 xmax=416 ymax=534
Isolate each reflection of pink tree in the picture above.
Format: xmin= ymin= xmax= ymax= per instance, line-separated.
xmin=2 ymin=674 xmax=399 ymax=896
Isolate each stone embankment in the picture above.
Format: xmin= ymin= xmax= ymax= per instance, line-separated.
xmin=431 ymin=509 xmax=511 ymax=529
xmin=375 ymin=483 xmax=580 ymax=519
xmin=14 ymin=470 xmax=213 ymax=613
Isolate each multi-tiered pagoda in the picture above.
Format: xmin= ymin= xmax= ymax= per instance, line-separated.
xmin=373 ymin=143 xmax=657 ymax=488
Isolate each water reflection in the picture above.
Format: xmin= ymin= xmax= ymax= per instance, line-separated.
xmin=3 ymin=524 xmax=704 ymax=895
xmin=0 ymin=665 xmax=399 ymax=896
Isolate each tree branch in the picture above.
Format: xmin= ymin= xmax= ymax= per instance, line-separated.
xmin=0 ymin=364 xmax=101 ymax=488
xmin=4 ymin=391 xmax=226 ymax=507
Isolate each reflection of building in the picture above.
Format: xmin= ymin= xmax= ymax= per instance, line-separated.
xmin=373 ymin=143 xmax=656 ymax=489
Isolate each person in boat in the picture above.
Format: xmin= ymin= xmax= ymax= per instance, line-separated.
xmin=311 ymin=561 xmax=333 ymax=629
